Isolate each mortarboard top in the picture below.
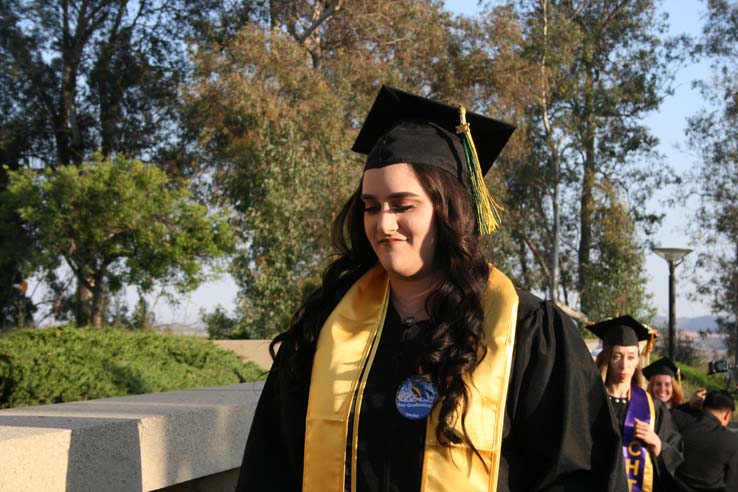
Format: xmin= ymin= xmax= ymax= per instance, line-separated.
xmin=643 ymin=357 xmax=680 ymax=381
xmin=352 ymin=85 xmax=515 ymax=180
xmin=587 ymin=315 xmax=652 ymax=348
xmin=351 ymin=85 xmax=515 ymax=235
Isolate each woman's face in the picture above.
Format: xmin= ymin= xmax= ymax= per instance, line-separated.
xmin=651 ymin=374 xmax=673 ymax=403
xmin=607 ymin=345 xmax=640 ymax=385
xmin=361 ymin=163 xmax=437 ymax=280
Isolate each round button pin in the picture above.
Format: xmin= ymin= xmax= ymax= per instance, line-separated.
xmin=395 ymin=375 xmax=438 ymax=420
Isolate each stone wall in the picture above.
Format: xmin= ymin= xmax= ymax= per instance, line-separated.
xmin=0 ymin=382 xmax=264 ymax=492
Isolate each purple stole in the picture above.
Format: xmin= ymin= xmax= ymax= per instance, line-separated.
xmin=622 ymin=386 xmax=655 ymax=492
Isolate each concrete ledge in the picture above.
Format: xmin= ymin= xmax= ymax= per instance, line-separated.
xmin=0 ymin=382 xmax=264 ymax=492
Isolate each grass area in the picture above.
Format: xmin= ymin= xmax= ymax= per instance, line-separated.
xmin=677 ymin=362 xmax=727 ymax=394
xmin=0 ymin=326 xmax=265 ymax=409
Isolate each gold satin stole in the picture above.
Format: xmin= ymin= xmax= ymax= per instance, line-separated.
xmin=303 ymin=265 xmax=519 ymax=492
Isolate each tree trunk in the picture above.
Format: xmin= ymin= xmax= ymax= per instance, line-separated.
xmin=58 ymin=0 xmax=85 ymax=165
xmin=74 ymin=263 xmax=106 ymax=327
xmin=540 ymin=0 xmax=560 ymax=302
xmin=518 ymin=233 xmax=529 ymax=285
xmin=75 ymin=279 xmax=94 ymax=326
xmin=551 ymin=159 xmax=560 ymax=301
xmin=734 ymin=241 xmax=738 ymax=368
xmin=62 ymin=63 xmax=84 ymax=164
xmin=578 ymin=72 xmax=596 ymax=311
xmin=90 ymin=270 xmax=106 ymax=328
xmin=96 ymin=2 xmax=127 ymax=157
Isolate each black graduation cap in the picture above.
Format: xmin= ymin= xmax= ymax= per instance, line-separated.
xmin=587 ymin=315 xmax=652 ymax=348
xmin=351 ymin=85 xmax=515 ymax=234
xmin=643 ymin=357 xmax=680 ymax=381
xmin=352 ymin=85 xmax=515 ymax=179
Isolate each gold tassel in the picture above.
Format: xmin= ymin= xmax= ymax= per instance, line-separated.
xmin=455 ymin=106 xmax=503 ymax=235
xmin=645 ymin=332 xmax=656 ymax=356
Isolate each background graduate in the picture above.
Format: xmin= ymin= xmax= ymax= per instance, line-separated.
xmin=590 ymin=316 xmax=683 ymax=492
xmin=671 ymin=389 xmax=738 ymax=492
xmin=237 ymin=85 xmax=627 ymax=492
xmin=644 ymin=357 xmax=685 ymax=409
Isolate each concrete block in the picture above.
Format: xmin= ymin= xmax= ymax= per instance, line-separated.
xmin=0 ymin=382 xmax=265 ymax=491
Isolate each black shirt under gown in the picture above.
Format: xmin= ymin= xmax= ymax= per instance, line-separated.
xmin=608 ymin=393 xmax=683 ymax=492
xmin=236 ymin=290 xmax=628 ymax=492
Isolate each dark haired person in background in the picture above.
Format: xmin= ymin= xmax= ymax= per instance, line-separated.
xmin=672 ymin=389 xmax=738 ymax=492
xmin=235 ymin=86 xmax=627 ymax=492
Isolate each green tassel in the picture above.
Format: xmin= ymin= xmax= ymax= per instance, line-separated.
xmin=455 ymin=106 xmax=503 ymax=235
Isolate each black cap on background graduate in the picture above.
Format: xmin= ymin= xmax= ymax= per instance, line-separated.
xmin=587 ymin=315 xmax=652 ymax=348
xmin=643 ymin=357 xmax=681 ymax=382
xmin=352 ymin=85 xmax=515 ymax=234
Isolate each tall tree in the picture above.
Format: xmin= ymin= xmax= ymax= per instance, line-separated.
xmin=0 ymin=0 xmax=259 ymax=323
xmin=579 ymin=177 xmax=654 ymax=320
xmin=188 ymin=0 xmax=486 ymax=337
xmin=1 ymin=155 xmax=234 ymax=327
xmin=564 ymin=0 xmax=672 ymax=316
xmin=0 ymin=0 xmax=199 ymax=169
xmin=687 ymin=0 xmax=738 ymax=365
xmin=475 ymin=1 xmax=677 ymax=320
xmin=187 ymin=23 xmax=355 ymax=338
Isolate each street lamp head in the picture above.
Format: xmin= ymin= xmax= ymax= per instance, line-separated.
xmin=653 ymin=247 xmax=692 ymax=264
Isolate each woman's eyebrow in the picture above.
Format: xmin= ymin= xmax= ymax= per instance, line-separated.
xmin=360 ymin=192 xmax=421 ymax=200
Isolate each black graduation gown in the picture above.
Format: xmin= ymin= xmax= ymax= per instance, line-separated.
xmin=236 ymin=290 xmax=628 ymax=492
xmin=670 ymin=406 xmax=738 ymax=492
xmin=608 ymin=393 xmax=683 ymax=492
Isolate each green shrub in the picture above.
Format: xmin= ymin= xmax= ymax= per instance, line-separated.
xmin=677 ymin=362 xmax=727 ymax=396
xmin=0 ymin=326 xmax=265 ymax=409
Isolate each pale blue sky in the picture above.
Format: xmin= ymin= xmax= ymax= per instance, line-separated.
xmin=151 ymin=0 xmax=715 ymax=327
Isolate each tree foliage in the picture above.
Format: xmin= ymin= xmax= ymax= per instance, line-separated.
xmin=0 ymin=0 xmax=682 ymax=336
xmin=187 ymin=0 xmax=680 ymax=337
xmin=0 ymin=0 xmax=236 ymax=323
xmin=579 ymin=178 xmax=654 ymax=321
xmin=474 ymin=1 xmax=677 ymax=321
xmin=188 ymin=24 xmax=356 ymax=338
xmin=188 ymin=0 xmax=483 ymax=337
xmin=0 ymin=0 xmax=203 ymax=169
xmin=1 ymin=155 xmax=234 ymax=327
xmin=687 ymin=0 xmax=738 ymax=364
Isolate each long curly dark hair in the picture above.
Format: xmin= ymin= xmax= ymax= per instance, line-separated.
xmin=272 ymin=163 xmax=491 ymax=452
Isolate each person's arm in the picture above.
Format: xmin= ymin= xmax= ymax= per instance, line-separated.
xmin=503 ymin=291 xmax=628 ymax=492
xmin=652 ymin=400 xmax=684 ymax=478
xmin=687 ymin=388 xmax=706 ymax=409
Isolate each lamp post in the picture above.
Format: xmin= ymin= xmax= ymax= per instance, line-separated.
xmin=653 ymin=247 xmax=692 ymax=361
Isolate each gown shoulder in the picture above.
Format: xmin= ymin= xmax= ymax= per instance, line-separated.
xmin=503 ymin=289 xmax=628 ymax=492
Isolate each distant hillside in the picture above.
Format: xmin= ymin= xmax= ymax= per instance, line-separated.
xmin=649 ymin=314 xmax=728 ymax=360
xmin=652 ymin=315 xmax=718 ymax=333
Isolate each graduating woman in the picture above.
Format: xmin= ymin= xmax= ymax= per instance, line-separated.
xmin=236 ymin=86 xmax=627 ymax=492
xmin=643 ymin=357 xmax=685 ymax=409
xmin=590 ymin=316 xmax=683 ymax=492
